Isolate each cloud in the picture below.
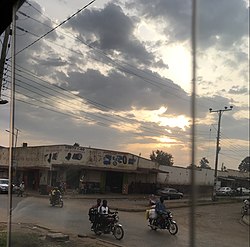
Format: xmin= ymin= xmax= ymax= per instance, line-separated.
xmin=127 ymin=0 xmax=248 ymax=49
xmin=1 ymin=0 xmax=248 ymax=169
xmin=228 ymin=86 xmax=248 ymax=95
xmin=65 ymin=3 xmax=157 ymax=67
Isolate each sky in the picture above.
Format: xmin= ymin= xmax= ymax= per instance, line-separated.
xmin=0 ymin=0 xmax=249 ymax=170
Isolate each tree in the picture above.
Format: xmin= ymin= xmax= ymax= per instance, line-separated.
xmin=199 ymin=157 xmax=211 ymax=169
xmin=187 ymin=164 xmax=198 ymax=169
xmin=150 ymin=150 xmax=174 ymax=166
xmin=238 ymin=156 xmax=250 ymax=172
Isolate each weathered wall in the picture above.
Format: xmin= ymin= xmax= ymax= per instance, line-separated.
xmin=157 ymin=165 xmax=214 ymax=186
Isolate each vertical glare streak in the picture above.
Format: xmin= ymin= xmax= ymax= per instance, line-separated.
xmin=190 ymin=0 xmax=197 ymax=246
xmin=7 ymin=2 xmax=17 ymax=247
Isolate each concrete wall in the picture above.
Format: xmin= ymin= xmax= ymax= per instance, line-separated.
xmin=1 ymin=145 xmax=153 ymax=171
xmin=157 ymin=165 xmax=214 ymax=186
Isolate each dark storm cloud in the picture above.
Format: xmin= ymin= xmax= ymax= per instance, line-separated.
xmin=61 ymin=68 xmax=191 ymax=115
xmin=126 ymin=0 xmax=248 ymax=49
xmin=65 ymin=3 xmax=158 ymax=67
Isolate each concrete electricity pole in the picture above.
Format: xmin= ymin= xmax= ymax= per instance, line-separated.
xmin=209 ymin=106 xmax=233 ymax=200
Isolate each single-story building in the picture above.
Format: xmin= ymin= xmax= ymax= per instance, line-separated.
xmin=0 ymin=144 xmax=159 ymax=194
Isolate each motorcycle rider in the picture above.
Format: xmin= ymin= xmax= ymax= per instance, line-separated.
xmin=89 ymin=198 xmax=101 ymax=230
xmin=50 ymin=186 xmax=61 ymax=204
xmin=155 ymin=196 xmax=168 ymax=228
xmin=98 ymin=199 xmax=111 ymax=229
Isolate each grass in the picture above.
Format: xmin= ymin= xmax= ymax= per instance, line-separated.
xmin=0 ymin=232 xmax=44 ymax=247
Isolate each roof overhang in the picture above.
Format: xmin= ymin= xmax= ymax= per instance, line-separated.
xmin=51 ymin=164 xmax=158 ymax=174
xmin=0 ymin=0 xmax=25 ymax=35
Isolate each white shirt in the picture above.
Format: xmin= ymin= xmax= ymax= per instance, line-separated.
xmin=98 ymin=205 xmax=109 ymax=215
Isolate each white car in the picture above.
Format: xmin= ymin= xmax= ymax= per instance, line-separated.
xmin=0 ymin=178 xmax=9 ymax=193
xmin=216 ymin=187 xmax=233 ymax=196
xmin=236 ymin=187 xmax=250 ymax=195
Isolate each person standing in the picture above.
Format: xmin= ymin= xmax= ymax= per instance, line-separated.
xmin=17 ymin=181 xmax=25 ymax=197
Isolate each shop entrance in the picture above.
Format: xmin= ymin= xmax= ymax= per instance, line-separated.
xmin=105 ymin=171 xmax=123 ymax=193
xmin=66 ymin=169 xmax=80 ymax=190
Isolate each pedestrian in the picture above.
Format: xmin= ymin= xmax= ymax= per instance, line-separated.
xmin=17 ymin=181 xmax=25 ymax=197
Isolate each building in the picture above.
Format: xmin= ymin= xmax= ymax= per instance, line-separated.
xmin=0 ymin=144 xmax=249 ymax=195
xmin=0 ymin=144 xmax=159 ymax=194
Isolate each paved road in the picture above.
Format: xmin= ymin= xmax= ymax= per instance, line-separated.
xmin=0 ymin=195 xmax=249 ymax=247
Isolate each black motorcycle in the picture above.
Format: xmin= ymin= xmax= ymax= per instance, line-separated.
xmin=241 ymin=199 xmax=249 ymax=217
xmin=147 ymin=209 xmax=178 ymax=235
xmin=49 ymin=194 xmax=63 ymax=208
xmin=89 ymin=210 xmax=124 ymax=240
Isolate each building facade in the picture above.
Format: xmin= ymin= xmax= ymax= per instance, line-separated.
xmin=0 ymin=144 xmax=159 ymax=194
xmin=0 ymin=144 xmax=249 ymax=195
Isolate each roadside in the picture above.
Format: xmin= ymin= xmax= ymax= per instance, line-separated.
xmin=1 ymin=191 xmax=248 ymax=247
xmin=24 ymin=189 xmax=250 ymax=225
xmin=0 ymin=222 xmax=122 ymax=247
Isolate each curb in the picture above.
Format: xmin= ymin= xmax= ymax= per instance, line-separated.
xmin=111 ymin=199 xmax=242 ymax=212
xmin=78 ymin=234 xmax=125 ymax=247
xmin=242 ymin=215 xmax=250 ymax=225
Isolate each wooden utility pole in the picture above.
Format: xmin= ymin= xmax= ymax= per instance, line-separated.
xmin=209 ymin=106 xmax=233 ymax=200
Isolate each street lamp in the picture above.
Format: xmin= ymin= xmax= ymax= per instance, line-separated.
xmin=209 ymin=106 xmax=233 ymax=200
xmin=6 ymin=128 xmax=19 ymax=147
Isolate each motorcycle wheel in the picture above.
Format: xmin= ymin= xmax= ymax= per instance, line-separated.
xmin=94 ymin=224 xmax=102 ymax=236
xmin=94 ymin=228 xmax=102 ymax=236
xmin=113 ymin=225 xmax=124 ymax=240
xmin=149 ymin=219 xmax=157 ymax=231
xmin=168 ymin=222 xmax=178 ymax=235
xmin=59 ymin=200 xmax=63 ymax=208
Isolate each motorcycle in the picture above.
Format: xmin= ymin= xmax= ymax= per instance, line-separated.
xmin=89 ymin=210 xmax=124 ymax=240
xmin=146 ymin=208 xmax=178 ymax=235
xmin=241 ymin=199 xmax=249 ymax=217
xmin=49 ymin=194 xmax=63 ymax=208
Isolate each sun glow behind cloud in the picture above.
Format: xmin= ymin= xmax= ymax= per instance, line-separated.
xmin=131 ymin=106 xmax=190 ymax=130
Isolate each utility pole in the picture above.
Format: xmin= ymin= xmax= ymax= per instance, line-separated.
xmin=209 ymin=106 xmax=233 ymax=200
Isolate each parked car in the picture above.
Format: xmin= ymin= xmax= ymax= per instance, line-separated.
xmin=156 ymin=187 xmax=183 ymax=200
xmin=216 ymin=187 xmax=233 ymax=196
xmin=236 ymin=187 xmax=250 ymax=196
xmin=0 ymin=178 xmax=19 ymax=193
xmin=0 ymin=178 xmax=9 ymax=193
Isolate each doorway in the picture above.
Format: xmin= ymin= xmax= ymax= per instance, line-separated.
xmin=105 ymin=171 xmax=123 ymax=193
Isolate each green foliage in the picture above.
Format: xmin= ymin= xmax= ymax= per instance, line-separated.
xmin=199 ymin=157 xmax=211 ymax=169
xmin=0 ymin=232 xmax=6 ymax=247
xmin=238 ymin=156 xmax=250 ymax=172
xmin=150 ymin=150 xmax=174 ymax=166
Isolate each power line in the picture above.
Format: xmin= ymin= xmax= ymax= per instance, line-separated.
xmin=4 ymin=64 xmax=195 ymax=139
xmin=13 ymin=0 xmax=96 ymax=57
